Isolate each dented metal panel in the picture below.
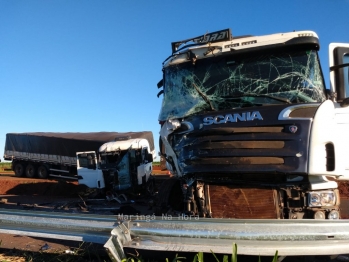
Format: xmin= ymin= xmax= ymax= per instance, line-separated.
xmin=117 ymin=217 xmax=349 ymax=256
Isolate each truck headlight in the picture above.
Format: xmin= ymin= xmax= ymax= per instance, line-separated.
xmin=308 ymin=191 xmax=336 ymax=207
xmin=328 ymin=210 xmax=340 ymax=220
xmin=314 ymin=210 xmax=325 ymax=219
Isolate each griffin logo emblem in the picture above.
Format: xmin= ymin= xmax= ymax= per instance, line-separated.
xmin=289 ymin=125 xmax=298 ymax=133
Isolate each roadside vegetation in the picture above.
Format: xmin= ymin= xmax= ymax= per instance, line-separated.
xmin=152 ymin=161 xmax=160 ymax=166
xmin=0 ymin=162 xmax=11 ymax=172
xmin=123 ymin=244 xmax=279 ymax=262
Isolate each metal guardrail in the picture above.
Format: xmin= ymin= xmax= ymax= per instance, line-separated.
xmin=1 ymin=209 xmax=349 ymax=261
xmin=105 ymin=217 xmax=349 ymax=258
xmin=0 ymin=209 xmax=116 ymax=244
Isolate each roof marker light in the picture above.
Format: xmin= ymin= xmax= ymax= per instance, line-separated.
xmin=298 ymin=33 xmax=313 ymax=37
xmin=225 ymin=43 xmax=239 ymax=49
xmin=241 ymin=40 xmax=257 ymax=46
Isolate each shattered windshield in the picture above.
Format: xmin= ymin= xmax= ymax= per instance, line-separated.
xmin=159 ymin=50 xmax=326 ymax=121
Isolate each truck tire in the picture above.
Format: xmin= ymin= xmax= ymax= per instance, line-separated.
xmin=14 ymin=162 xmax=25 ymax=177
xmin=25 ymin=164 xmax=36 ymax=178
xmin=37 ymin=165 xmax=48 ymax=179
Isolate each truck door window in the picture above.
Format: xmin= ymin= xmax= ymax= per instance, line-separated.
xmin=78 ymin=153 xmax=96 ymax=169
xmin=105 ymin=154 xmax=119 ymax=164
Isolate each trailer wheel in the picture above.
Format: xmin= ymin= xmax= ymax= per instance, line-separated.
xmin=37 ymin=165 xmax=48 ymax=179
xmin=25 ymin=164 xmax=36 ymax=178
xmin=14 ymin=163 xmax=25 ymax=177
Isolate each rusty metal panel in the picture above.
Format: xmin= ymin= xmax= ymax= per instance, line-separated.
xmin=209 ymin=185 xmax=279 ymax=219
xmin=338 ymin=181 xmax=349 ymax=219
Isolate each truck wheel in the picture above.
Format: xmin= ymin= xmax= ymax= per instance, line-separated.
xmin=14 ymin=163 xmax=25 ymax=177
xmin=37 ymin=165 xmax=48 ymax=179
xmin=25 ymin=164 xmax=36 ymax=178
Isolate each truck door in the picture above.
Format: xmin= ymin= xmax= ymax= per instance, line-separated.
xmin=329 ymin=44 xmax=349 ymax=179
xmin=76 ymin=151 xmax=105 ymax=189
xmin=136 ymin=147 xmax=153 ymax=186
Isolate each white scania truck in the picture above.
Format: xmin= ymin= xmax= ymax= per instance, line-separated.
xmin=3 ymin=132 xmax=155 ymax=193
xmin=156 ymin=29 xmax=349 ymax=220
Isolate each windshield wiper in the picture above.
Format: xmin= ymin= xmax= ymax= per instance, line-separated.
xmin=222 ymin=94 xmax=292 ymax=104
xmin=193 ymin=83 xmax=216 ymax=111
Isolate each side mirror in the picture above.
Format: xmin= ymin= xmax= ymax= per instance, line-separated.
xmin=340 ymin=97 xmax=349 ymax=107
xmin=147 ymin=153 xmax=153 ymax=162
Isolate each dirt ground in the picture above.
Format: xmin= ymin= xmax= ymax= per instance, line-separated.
xmin=0 ymin=170 xmax=169 ymax=261
xmin=0 ymin=173 xmax=86 ymax=196
xmin=0 ymin=173 xmax=109 ymax=261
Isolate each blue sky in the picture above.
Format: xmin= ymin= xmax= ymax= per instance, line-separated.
xmin=1 ymin=0 xmax=349 ymax=161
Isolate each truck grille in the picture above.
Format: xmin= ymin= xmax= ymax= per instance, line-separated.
xmin=175 ymin=123 xmax=309 ymax=176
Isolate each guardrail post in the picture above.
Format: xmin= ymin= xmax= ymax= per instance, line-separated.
xmin=104 ymin=222 xmax=131 ymax=262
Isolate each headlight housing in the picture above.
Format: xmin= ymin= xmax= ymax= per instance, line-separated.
xmin=308 ymin=191 xmax=336 ymax=207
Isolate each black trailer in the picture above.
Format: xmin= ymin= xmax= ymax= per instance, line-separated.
xmin=4 ymin=132 xmax=154 ymax=178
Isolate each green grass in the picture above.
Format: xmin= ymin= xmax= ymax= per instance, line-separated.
xmin=0 ymin=162 xmax=11 ymax=172
xmin=122 ymin=243 xmax=279 ymax=262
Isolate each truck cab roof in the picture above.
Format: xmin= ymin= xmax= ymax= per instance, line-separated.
xmin=165 ymin=30 xmax=320 ymax=67
xmin=99 ymin=138 xmax=150 ymax=153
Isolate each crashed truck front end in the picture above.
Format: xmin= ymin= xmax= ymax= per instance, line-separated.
xmin=104 ymin=30 xmax=349 ymax=261
xmin=157 ymin=29 xmax=341 ymax=220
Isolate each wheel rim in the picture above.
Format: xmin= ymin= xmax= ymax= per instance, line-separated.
xmin=26 ymin=165 xmax=36 ymax=178
xmin=14 ymin=164 xmax=24 ymax=177
xmin=38 ymin=166 xmax=48 ymax=178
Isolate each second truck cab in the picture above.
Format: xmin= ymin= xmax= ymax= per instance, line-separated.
xmin=77 ymin=137 xmax=154 ymax=193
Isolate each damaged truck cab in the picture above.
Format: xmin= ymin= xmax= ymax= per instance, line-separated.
xmin=157 ymin=29 xmax=349 ymax=219
xmin=77 ymin=134 xmax=155 ymax=194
